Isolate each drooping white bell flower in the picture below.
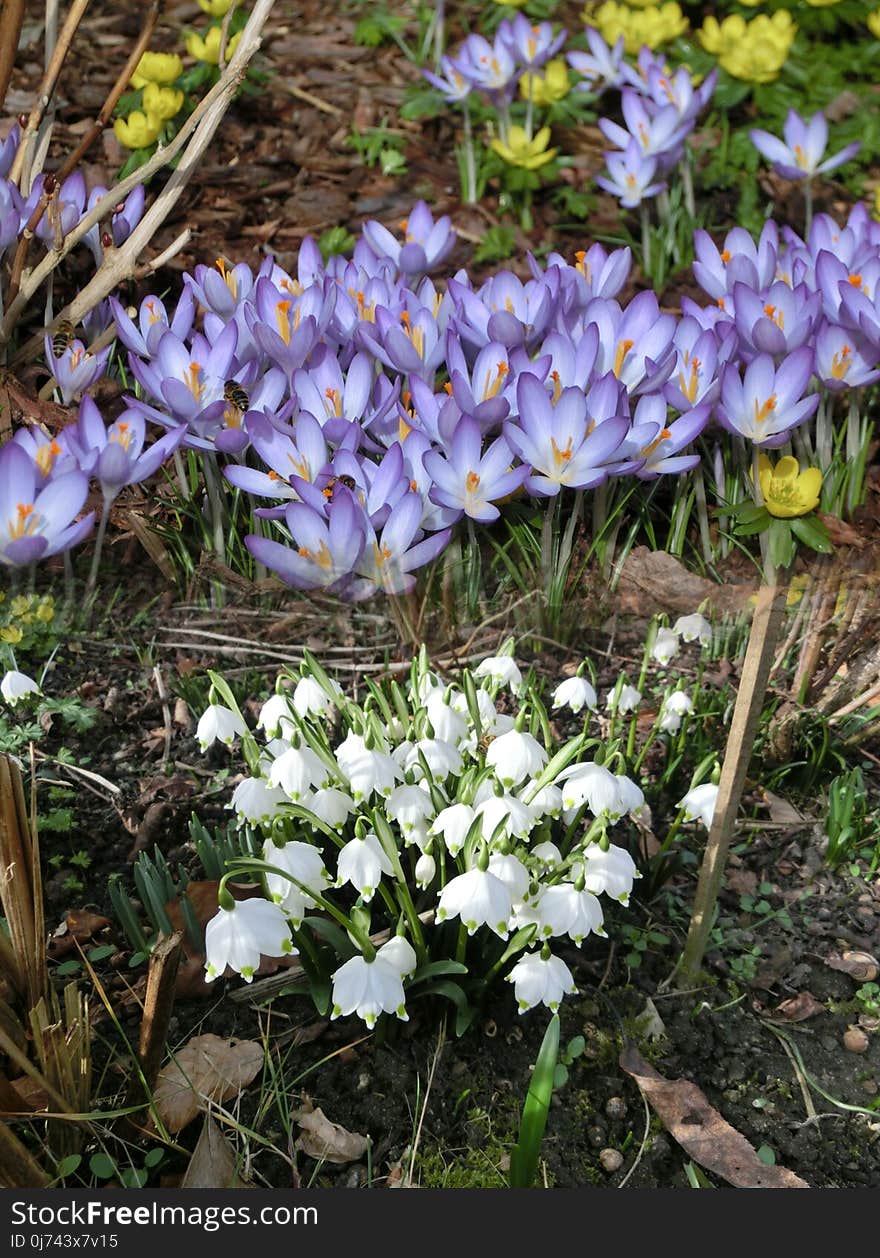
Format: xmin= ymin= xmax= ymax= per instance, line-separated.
xmin=429 ymin=802 xmax=475 ymax=857
xmin=230 ymin=777 xmax=287 ymax=825
xmin=257 ymin=693 xmax=296 ymax=739
xmin=551 ymin=675 xmax=597 ymax=713
xmin=659 ymin=690 xmax=693 ymax=733
xmin=415 ymin=851 xmax=436 ymax=888
xmin=293 ymin=674 xmax=342 ymax=718
xmin=263 ymin=839 xmax=331 ymax=927
xmin=437 ymin=867 xmax=512 ymax=937
xmin=197 ymin=703 xmax=248 ymax=751
xmin=605 ymin=684 xmax=641 ymax=714
xmin=486 ymin=729 xmax=548 ymax=788
xmin=673 ymin=613 xmax=712 ymax=645
xmin=526 ymin=783 xmax=563 ymax=818
xmin=557 ymin=762 xmax=622 ymax=819
xmin=385 ymin=784 xmax=435 ymax=836
xmin=474 ymin=655 xmax=523 ymax=691
xmin=330 ymin=953 xmax=408 ymax=1027
xmin=309 ymin=786 xmax=356 ymax=828
xmin=507 ymin=950 xmax=576 ymax=1013
xmin=336 ymin=733 xmax=400 ymax=801
xmin=376 ymin=935 xmax=417 ymax=977
xmin=336 ymin=832 xmax=393 ymax=902
xmin=530 ymin=840 xmax=563 ymax=869
xmin=204 ymin=898 xmax=294 ymax=982
xmin=533 ymin=884 xmax=605 ymax=943
xmin=581 ymin=843 xmax=640 ymax=904
xmin=615 ymin=775 xmax=645 ymax=819
xmin=678 ymin=782 xmax=719 ymax=828
xmin=268 ymin=744 xmax=329 ymax=801
xmin=1 ymin=669 xmax=40 ymax=707
xmin=488 ymin=852 xmax=530 ymax=902
xmin=425 ymin=688 xmax=468 ymax=746
xmin=475 ymin=791 xmax=536 ymax=842
xmin=406 ymin=737 xmax=463 ymax=780
xmin=475 ymin=687 xmax=514 ymax=735
xmin=651 ymin=627 xmax=681 ymax=666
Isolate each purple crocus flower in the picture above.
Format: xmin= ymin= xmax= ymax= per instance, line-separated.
xmin=246 ymin=276 xmax=332 ymax=377
xmin=731 ymin=279 xmax=821 ymax=359
xmin=129 ymin=323 xmax=238 ymax=426
xmin=110 ymin=289 xmax=196 ymax=359
xmin=445 ymin=335 xmax=520 ymax=429
xmin=185 ymin=257 xmax=257 ymax=319
xmin=836 ymin=262 xmax=880 ymax=350
xmin=663 ymin=316 xmax=733 ymax=411
xmin=498 ymin=15 xmax=565 ymax=69
xmin=70 ymin=397 xmax=185 ymax=498
xmin=25 ymin=171 xmax=86 ymax=244
xmin=460 ymin=32 xmax=520 ymax=100
xmin=81 ymin=184 xmax=145 ymax=264
xmin=596 ymin=140 xmax=665 ymax=208
xmin=423 ymin=416 xmax=526 ymax=522
xmin=423 ymin=53 xmax=475 ymax=103
xmin=349 ymin=491 xmax=451 ymax=599
xmin=626 ymin=398 xmax=711 ymax=479
xmin=11 ymin=424 xmax=78 ymax=486
xmin=0 ymin=176 xmax=22 ymax=252
xmin=643 ymin=65 xmax=717 ymax=124
xmin=599 ymin=90 xmax=691 ymax=169
xmin=568 ymin=30 xmax=627 ymax=94
xmin=586 ymin=291 xmax=676 ymax=396
xmin=362 ymin=200 xmax=456 ymax=279
xmin=504 ymin=373 xmax=628 ymax=497
xmin=813 ymin=321 xmax=880 ymax=392
xmin=246 ymin=490 xmax=367 ymax=596
xmin=717 ymin=349 xmax=819 ymax=447
xmin=0 ymin=441 xmax=94 ymax=567
xmin=358 ymin=303 xmax=445 ymax=382
xmin=750 ymin=110 xmax=860 ymax=182
xmin=0 ymin=124 xmax=20 ymax=178
xmin=448 ymin=269 xmax=558 ymax=352
xmin=692 ymin=223 xmax=779 ymax=306
xmin=44 ymin=334 xmax=111 ymax=405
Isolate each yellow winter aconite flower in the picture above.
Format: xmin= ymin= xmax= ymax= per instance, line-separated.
xmin=700 ymin=12 xmax=795 ymax=83
xmin=490 ymin=125 xmax=558 ymax=169
xmin=186 ymin=25 xmax=242 ymax=64
xmin=198 ymin=0 xmax=236 ymax=15
xmin=804 ymin=0 xmax=841 ymax=6
xmin=143 ymin=81 xmax=184 ymax=122
xmin=519 ymin=59 xmax=570 ymax=107
xmin=35 ymin=598 xmax=55 ymax=623
xmin=869 ymin=8 xmax=880 ymax=37
xmin=113 ymin=110 xmax=162 ymax=150
xmin=758 ymin=455 xmax=822 ymax=518
xmin=130 ymin=51 xmax=183 ymax=89
xmin=591 ymin=2 xmax=688 ymax=55
xmin=0 ymin=626 xmax=23 ymax=644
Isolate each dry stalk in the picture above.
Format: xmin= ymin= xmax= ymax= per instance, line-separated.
xmin=4 ymin=0 xmax=278 ymax=357
xmin=0 ymin=0 xmax=26 ymax=112
xmin=5 ymin=0 xmax=164 ymax=309
xmin=29 ymin=983 xmax=92 ymax=1156
xmin=9 ymin=0 xmax=92 ymax=190
xmin=0 ymin=753 xmax=47 ymax=1007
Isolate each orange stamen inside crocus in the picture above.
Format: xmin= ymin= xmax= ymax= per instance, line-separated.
xmin=465 ymin=471 xmax=481 ymax=493
xmin=275 ymin=300 xmax=292 ymax=345
xmin=753 ymin=395 xmax=777 ymax=426
xmin=613 ymin=339 xmax=634 ymax=378
xmin=641 ymin=428 xmax=672 ymax=459
xmin=35 ymin=440 xmax=62 ymax=478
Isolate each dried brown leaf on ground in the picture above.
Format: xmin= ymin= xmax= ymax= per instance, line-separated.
xmin=153 ymin=1034 xmax=264 ymax=1133
xmin=293 ymin=1099 xmax=369 ymax=1164
xmin=619 ymin=1043 xmax=809 ymax=1188
xmin=616 ymin=548 xmax=754 ymax=616
xmin=773 ymin=991 xmax=825 ymax=1022
xmin=761 ymin=790 xmax=807 ymax=825
xmin=181 ymin=1115 xmax=252 ymax=1188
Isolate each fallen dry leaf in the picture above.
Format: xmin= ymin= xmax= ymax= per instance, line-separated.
xmin=293 ymin=1100 xmax=369 ymax=1164
xmin=617 ymin=548 xmax=754 ymax=616
xmin=182 ymin=1115 xmax=251 ymax=1188
xmin=773 ymin=991 xmax=825 ymax=1022
xmin=153 ymin=1034 xmax=263 ymax=1133
xmin=725 ymin=867 xmax=758 ymax=896
xmin=825 ymin=950 xmax=879 ymax=983
xmin=761 ymin=790 xmax=807 ymax=826
xmin=619 ymin=1043 xmax=808 ymax=1188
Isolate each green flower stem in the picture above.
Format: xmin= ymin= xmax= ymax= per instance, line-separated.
xmin=626 ymin=623 xmax=655 ymax=763
xmin=370 ymin=812 xmax=427 ymax=960
xmin=225 ymin=860 xmax=376 ymax=960
xmin=455 ymin=924 xmax=468 ymax=966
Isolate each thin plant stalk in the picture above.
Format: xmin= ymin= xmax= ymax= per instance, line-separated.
xmin=461 ymin=104 xmax=477 ymax=204
xmin=640 ymin=203 xmax=652 ymax=278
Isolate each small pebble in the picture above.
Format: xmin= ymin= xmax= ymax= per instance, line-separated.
xmin=843 ymin=1027 xmax=870 ymax=1054
xmin=587 ymin=1124 xmax=606 ymax=1148
xmin=599 ymin=1148 xmax=623 ymax=1174
xmin=605 ymin=1096 xmax=627 ymax=1120
xmin=356 ymin=1071 xmax=371 ymax=1092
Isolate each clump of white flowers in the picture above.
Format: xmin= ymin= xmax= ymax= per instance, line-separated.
xmin=197 ymin=629 xmax=716 ymax=1027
